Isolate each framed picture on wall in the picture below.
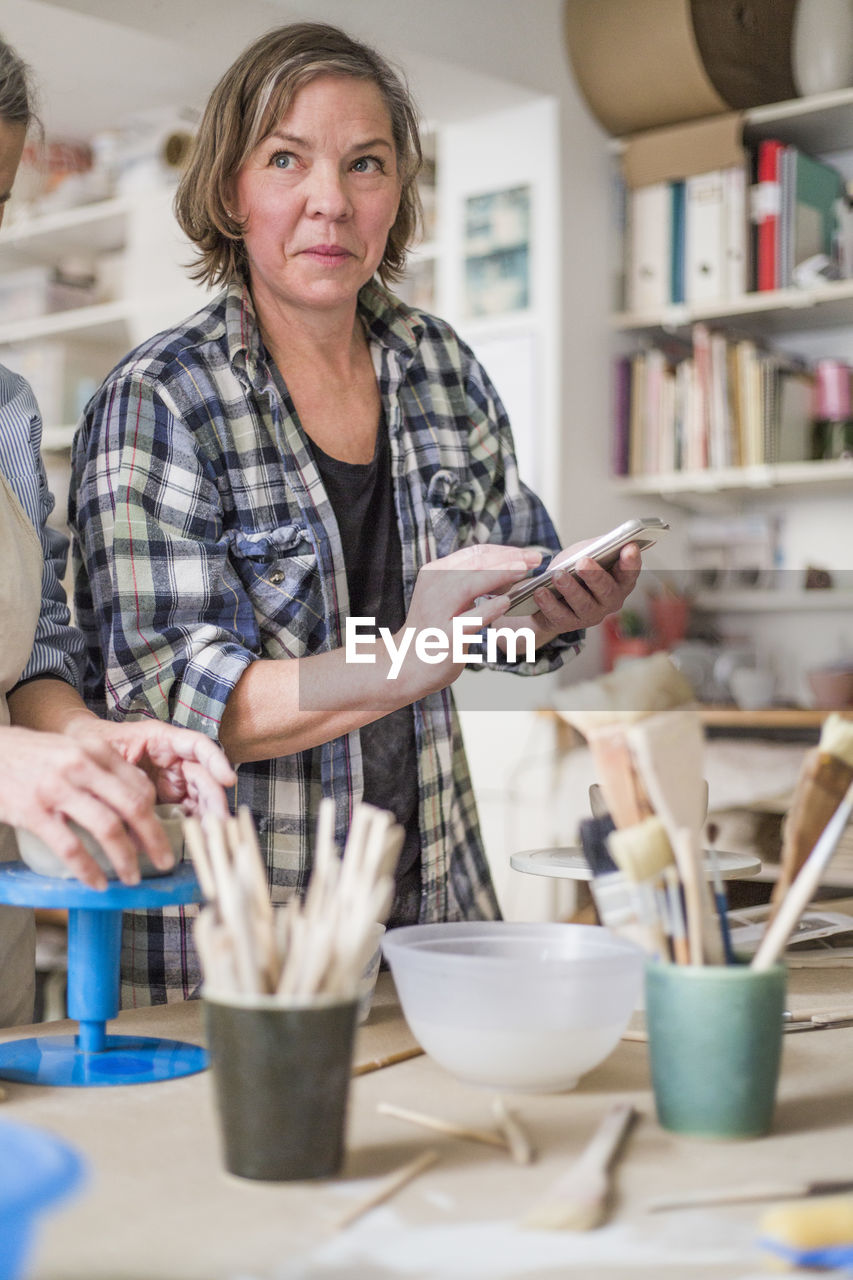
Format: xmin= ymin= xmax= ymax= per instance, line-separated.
xmin=463 ymin=184 xmax=531 ymax=318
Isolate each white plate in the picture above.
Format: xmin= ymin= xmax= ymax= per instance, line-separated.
xmin=510 ymin=847 xmax=761 ymax=882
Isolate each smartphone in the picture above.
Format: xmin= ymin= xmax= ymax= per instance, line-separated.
xmin=505 ymin=516 xmax=670 ymax=614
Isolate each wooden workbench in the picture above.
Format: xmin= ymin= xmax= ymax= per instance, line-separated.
xmin=5 ymin=967 xmax=853 ymax=1279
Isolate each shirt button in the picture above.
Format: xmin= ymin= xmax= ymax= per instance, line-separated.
xmin=269 ymin=570 xmax=285 ymax=585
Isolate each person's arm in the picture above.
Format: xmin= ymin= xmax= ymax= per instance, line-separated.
xmin=220 ymin=542 xmax=539 ymax=764
xmin=72 ymin=369 xmax=540 ymax=766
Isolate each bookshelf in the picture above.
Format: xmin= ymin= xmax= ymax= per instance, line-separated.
xmin=613 ymin=88 xmax=853 ymax=492
xmin=0 ymin=189 xmax=208 ymax=452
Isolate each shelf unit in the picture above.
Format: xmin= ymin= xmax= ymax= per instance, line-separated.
xmin=693 ymin=588 xmax=853 ymax=614
xmin=612 ymin=456 xmax=853 ymax=499
xmin=614 ymin=86 xmax=853 ymax=492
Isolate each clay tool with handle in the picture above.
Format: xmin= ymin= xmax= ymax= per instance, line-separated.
xmin=627 ymin=709 xmax=723 ymax=965
xmin=648 ymin=1178 xmax=853 ymax=1212
xmin=752 ymin=780 xmax=853 ymax=972
xmin=521 ymin=1103 xmax=638 ymax=1230
xmin=770 ymin=714 xmax=853 ymax=917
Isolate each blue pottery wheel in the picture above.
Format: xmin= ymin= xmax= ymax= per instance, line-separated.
xmin=0 ymin=863 xmax=208 ymax=1086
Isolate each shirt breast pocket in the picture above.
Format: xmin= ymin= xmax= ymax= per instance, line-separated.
xmin=226 ymin=524 xmax=323 ymax=655
xmin=425 ymin=468 xmax=477 ymax=558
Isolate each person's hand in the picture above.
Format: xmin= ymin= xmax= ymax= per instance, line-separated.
xmin=392 ymin=542 xmax=542 ymax=698
xmin=534 ymin=540 xmax=642 ymax=639
xmin=493 ymin=542 xmax=643 ymax=652
xmin=0 ymin=726 xmax=177 ymax=890
xmin=66 ymin=718 xmax=236 ymax=820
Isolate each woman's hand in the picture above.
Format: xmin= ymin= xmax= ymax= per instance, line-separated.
xmin=525 ymin=542 xmax=643 ymax=644
xmin=490 ymin=542 xmax=643 ymax=654
xmin=392 ymin=542 xmax=542 ymax=698
xmin=68 ymin=718 xmax=236 ymax=819
xmin=0 ymin=726 xmax=179 ymax=890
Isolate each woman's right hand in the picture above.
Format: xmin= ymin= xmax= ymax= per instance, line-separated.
xmin=0 ymin=726 xmax=176 ymax=889
xmin=393 ymin=543 xmax=542 ymax=699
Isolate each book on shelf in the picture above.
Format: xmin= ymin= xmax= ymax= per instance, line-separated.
xmin=613 ymin=329 xmax=815 ymax=477
xmin=670 ymin=180 xmax=686 ymax=305
xmin=685 ymin=170 xmax=726 ymax=305
xmin=620 ymin=117 xmax=848 ymax=312
xmin=786 ymin=147 xmax=845 ymax=285
xmin=611 ymin=356 xmax=631 ymax=476
xmin=753 ymin=138 xmax=845 ymax=292
xmin=626 ymin=181 xmax=670 ymax=312
xmin=754 ymin=138 xmax=784 ymax=292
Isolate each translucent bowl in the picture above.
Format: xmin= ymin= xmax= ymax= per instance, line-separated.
xmin=16 ymin=804 xmax=184 ymax=880
xmin=382 ymin=921 xmax=644 ymax=1093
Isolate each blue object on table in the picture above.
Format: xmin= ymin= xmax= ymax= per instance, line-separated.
xmin=0 ymin=1118 xmax=86 ymax=1280
xmin=0 ymin=863 xmax=208 ymax=1086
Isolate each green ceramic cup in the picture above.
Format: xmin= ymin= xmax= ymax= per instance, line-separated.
xmin=645 ymin=959 xmax=787 ymax=1140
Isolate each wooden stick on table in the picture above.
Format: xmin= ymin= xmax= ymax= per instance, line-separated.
xmin=333 ymin=1149 xmax=440 ymax=1231
xmin=377 ymin=1101 xmax=509 ymax=1151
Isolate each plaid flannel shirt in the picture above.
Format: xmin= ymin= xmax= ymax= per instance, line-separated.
xmin=70 ymin=281 xmax=580 ymax=1004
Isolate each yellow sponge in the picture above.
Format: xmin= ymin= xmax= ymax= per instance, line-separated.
xmin=759 ymin=1194 xmax=853 ymax=1270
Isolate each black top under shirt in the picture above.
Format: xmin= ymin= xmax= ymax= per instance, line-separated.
xmin=307 ymin=419 xmax=422 ymax=927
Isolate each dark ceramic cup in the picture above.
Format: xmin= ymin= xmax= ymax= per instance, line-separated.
xmin=203 ymin=992 xmax=358 ymax=1180
xmin=645 ymin=959 xmax=787 ymax=1140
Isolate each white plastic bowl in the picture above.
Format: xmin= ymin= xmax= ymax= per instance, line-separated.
xmin=382 ymin=921 xmax=644 ymax=1093
xmin=16 ymin=804 xmax=184 ymax=880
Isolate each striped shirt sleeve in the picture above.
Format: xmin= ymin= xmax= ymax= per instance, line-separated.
xmin=0 ymin=363 xmax=84 ymax=690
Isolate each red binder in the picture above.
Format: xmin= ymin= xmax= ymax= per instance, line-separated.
xmin=756 ymin=139 xmax=784 ymax=292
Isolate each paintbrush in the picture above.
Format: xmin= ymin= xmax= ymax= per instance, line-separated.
xmin=521 ymin=1103 xmax=638 ymax=1230
xmin=607 ymin=817 xmax=675 ymax=959
xmin=579 ymin=815 xmax=648 ymax=948
xmin=705 ymin=821 xmax=735 ymax=964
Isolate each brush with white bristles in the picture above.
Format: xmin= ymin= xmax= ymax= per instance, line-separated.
xmin=521 ymin=1103 xmax=639 ymax=1231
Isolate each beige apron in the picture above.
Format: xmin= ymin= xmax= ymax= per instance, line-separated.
xmin=0 ymin=469 xmax=44 ymax=1026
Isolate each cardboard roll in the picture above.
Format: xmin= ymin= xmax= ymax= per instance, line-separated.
xmin=564 ymin=0 xmax=798 ymax=137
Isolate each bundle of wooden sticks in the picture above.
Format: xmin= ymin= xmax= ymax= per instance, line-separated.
xmin=184 ymin=800 xmax=404 ymax=999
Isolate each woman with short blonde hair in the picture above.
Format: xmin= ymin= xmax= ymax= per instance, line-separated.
xmin=72 ymin=21 xmax=641 ymax=1004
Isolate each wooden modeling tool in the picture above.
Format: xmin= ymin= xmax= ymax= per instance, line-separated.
xmin=492 ymin=1097 xmax=536 ymax=1166
xmin=648 ymin=1178 xmax=853 ymax=1212
xmin=189 ymin=802 xmax=405 ymax=1001
xmin=377 ymin=1102 xmax=510 ymax=1153
xmin=521 ymin=1103 xmax=638 ymax=1230
xmin=333 ymin=1149 xmax=440 ymax=1231
xmin=586 ymin=723 xmax=654 ymax=829
xmin=627 ymin=710 xmax=723 ymax=965
xmin=770 ymin=714 xmax=853 ymax=915
xmin=752 ymin=781 xmax=853 ymax=971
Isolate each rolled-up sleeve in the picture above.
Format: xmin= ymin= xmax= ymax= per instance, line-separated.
xmin=70 ymin=370 xmax=257 ymax=738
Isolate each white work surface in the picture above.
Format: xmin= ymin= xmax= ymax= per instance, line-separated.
xmin=6 ymin=967 xmax=853 ymax=1280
